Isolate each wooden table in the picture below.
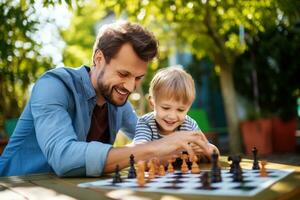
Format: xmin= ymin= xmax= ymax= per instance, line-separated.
xmin=1 ymin=157 xmax=300 ymax=200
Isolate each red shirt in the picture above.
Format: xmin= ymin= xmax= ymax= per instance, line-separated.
xmin=86 ymin=103 xmax=110 ymax=143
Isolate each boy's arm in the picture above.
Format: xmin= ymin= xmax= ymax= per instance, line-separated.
xmin=132 ymin=118 xmax=152 ymax=144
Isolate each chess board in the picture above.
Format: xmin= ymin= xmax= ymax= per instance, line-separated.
xmin=78 ymin=169 xmax=293 ymax=196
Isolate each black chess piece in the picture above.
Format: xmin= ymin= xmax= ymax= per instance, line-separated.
xmin=228 ymin=156 xmax=234 ymax=173
xmin=232 ymin=168 xmax=243 ymax=182
xmin=211 ymin=150 xmax=222 ymax=182
xmin=230 ymin=155 xmax=243 ymax=182
xmin=127 ymin=154 xmax=136 ymax=178
xmin=112 ymin=165 xmax=122 ymax=184
xmin=252 ymin=147 xmax=260 ymax=170
xmin=201 ymin=172 xmax=211 ymax=189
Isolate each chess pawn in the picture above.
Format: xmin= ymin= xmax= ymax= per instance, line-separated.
xmin=148 ymin=160 xmax=156 ymax=179
xmin=167 ymin=159 xmax=174 ymax=173
xmin=181 ymin=158 xmax=189 ymax=173
xmin=137 ymin=161 xmax=145 ymax=187
xmin=191 ymin=155 xmax=200 ymax=174
xmin=159 ymin=165 xmax=166 ymax=176
xmin=112 ymin=164 xmax=122 ymax=184
xmin=260 ymin=160 xmax=268 ymax=177
xmin=181 ymin=153 xmax=188 ymax=161
xmin=152 ymin=157 xmax=160 ymax=175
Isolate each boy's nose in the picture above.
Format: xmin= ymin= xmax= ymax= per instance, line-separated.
xmin=167 ymin=111 xmax=177 ymax=120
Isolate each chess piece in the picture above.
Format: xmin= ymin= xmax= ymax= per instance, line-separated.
xmin=191 ymin=155 xmax=200 ymax=174
xmin=148 ymin=160 xmax=155 ymax=179
xmin=137 ymin=161 xmax=145 ymax=187
xmin=230 ymin=155 xmax=243 ymax=182
xmin=167 ymin=158 xmax=174 ymax=173
xmin=252 ymin=147 xmax=260 ymax=170
xmin=201 ymin=172 xmax=211 ymax=189
xmin=211 ymin=150 xmax=222 ymax=182
xmin=181 ymin=158 xmax=189 ymax=173
xmin=112 ymin=165 xmax=122 ymax=184
xmin=127 ymin=154 xmax=137 ymax=178
xmin=260 ymin=160 xmax=268 ymax=177
xmin=228 ymin=156 xmax=234 ymax=173
xmin=159 ymin=165 xmax=166 ymax=176
xmin=152 ymin=157 xmax=160 ymax=175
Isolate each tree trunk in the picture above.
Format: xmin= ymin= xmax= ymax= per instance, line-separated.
xmin=219 ymin=63 xmax=242 ymax=154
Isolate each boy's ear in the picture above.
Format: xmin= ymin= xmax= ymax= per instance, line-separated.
xmin=148 ymin=96 xmax=154 ymax=109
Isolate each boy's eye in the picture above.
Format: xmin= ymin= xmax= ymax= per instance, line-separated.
xmin=178 ymin=109 xmax=185 ymax=112
xmin=161 ymin=107 xmax=170 ymax=110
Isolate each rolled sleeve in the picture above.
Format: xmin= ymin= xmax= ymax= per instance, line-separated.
xmin=85 ymin=142 xmax=112 ymax=176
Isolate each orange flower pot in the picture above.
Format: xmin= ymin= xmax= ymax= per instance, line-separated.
xmin=272 ymin=117 xmax=297 ymax=153
xmin=241 ymin=118 xmax=273 ymax=155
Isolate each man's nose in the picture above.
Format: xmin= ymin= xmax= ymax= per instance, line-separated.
xmin=123 ymin=78 xmax=136 ymax=92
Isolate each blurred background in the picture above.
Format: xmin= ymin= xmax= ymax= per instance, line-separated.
xmin=0 ymin=0 xmax=299 ymax=164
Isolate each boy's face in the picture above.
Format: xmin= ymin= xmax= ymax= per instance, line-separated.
xmin=151 ymin=97 xmax=191 ymax=135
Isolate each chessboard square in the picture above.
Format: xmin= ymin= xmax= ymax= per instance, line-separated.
xmin=233 ymin=185 xmax=257 ymax=191
xmin=222 ymin=173 xmax=233 ymax=178
xmin=211 ymin=182 xmax=240 ymax=188
xmin=119 ymin=182 xmax=137 ymax=187
xmin=177 ymin=182 xmax=198 ymax=188
xmin=147 ymin=181 xmax=169 ymax=188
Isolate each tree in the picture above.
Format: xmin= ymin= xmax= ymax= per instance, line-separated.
xmin=95 ymin=0 xmax=300 ymax=153
xmin=0 ymin=0 xmax=76 ymax=134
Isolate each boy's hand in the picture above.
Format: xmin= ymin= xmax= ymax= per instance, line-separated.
xmin=152 ymin=130 xmax=215 ymax=160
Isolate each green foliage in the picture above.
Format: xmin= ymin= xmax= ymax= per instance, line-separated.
xmin=0 ymin=0 xmax=52 ymax=124
xmin=61 ymin=1 xmax=108 ymax=67
xmin=234 ymin=23 xmax=300 ymax=120
xmin=0 ymin=0 xmax=74 ymax=132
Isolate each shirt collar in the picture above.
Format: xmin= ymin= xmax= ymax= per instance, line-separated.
xmin=79 ymin=65 xmax=96 ymax=100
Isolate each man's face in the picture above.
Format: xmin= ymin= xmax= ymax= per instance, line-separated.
xmin=151 ymin=97 xmax=191 ymax=135
xmin=93 ymin=43 xmax=147 ymax=106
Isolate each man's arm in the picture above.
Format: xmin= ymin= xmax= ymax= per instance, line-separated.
xmin=31 ymin=75 xmax=112 ymax=177
xmin=103 ymin=130 xmax=212 ymax=173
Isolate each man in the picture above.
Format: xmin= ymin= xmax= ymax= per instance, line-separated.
xmin=0 ymin=21 xmax=214 ymax=177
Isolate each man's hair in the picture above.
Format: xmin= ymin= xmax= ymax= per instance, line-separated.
xmin=93 ymin=21 xmax=158 ymax=64
xmin=149 ymin=67 xmax=196 ymax=104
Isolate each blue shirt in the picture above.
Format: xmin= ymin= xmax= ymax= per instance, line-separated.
xmin=133 ymin=112 xmax=199 ymax=144
xmin=0 ymin=66 xmax=137 ymax=177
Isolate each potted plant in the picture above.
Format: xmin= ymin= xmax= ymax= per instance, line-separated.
xmin=234 ymin=23 xmax=299 ymax=154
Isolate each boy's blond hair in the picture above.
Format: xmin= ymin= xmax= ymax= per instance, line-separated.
xmin=149 ymin=67 xmax=195 ymax=104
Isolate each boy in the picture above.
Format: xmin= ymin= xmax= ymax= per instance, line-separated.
xmin=133 ymin=67 xmax=219 ymax=156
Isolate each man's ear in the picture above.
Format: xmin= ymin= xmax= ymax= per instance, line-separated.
xmin=93 ymin=50 xmax=105 ymax=66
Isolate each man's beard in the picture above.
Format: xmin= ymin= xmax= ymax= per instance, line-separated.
xmin=96 ymin=68 xmax=129 ymax=107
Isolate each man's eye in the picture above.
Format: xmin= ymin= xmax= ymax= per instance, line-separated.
xmin=119 ymin=72 xmax=127 ymax=77
xmin=135 ymin=76 xmax=143 ymax=81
